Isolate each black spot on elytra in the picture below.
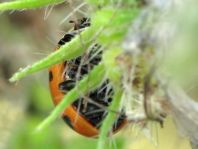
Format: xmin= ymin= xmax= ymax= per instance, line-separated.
xmin=58 ymin=17 xmax=90 ymax=46
xmin=62 ymin=115 xmax=74 ymax=129
xmin=58 ymin=33 xmax=75 ymax=46
xmin=49 ymin=71 xmax=53 ymax=82
xmin=59 ymin=80 xmax=76 ymax=92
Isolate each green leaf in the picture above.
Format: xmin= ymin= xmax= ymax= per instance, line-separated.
xmin=9 ymin=27 xmax=93 ymax=82
xmin=0 ymin=0 xmax=64 ymax=11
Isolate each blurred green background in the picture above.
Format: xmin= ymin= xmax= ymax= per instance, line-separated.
xmin=0 ymin=1 xmax=193 ymax=149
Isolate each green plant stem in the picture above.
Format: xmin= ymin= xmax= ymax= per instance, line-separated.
xmin=0 ymin=0 xmax=64 ymax=11
xmin=36 ymin=63 xmax=105 ymax=131
xmin=97 ymin=88 xmax=123 ymax=149
xmin=96 ymin=47 xmax=123 ymax=149
xmin=102 ymin=47 xmax=122 ymax=82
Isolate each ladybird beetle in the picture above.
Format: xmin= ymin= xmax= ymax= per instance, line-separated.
xmin=49 ymin=18 xmax=127 ymax=137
